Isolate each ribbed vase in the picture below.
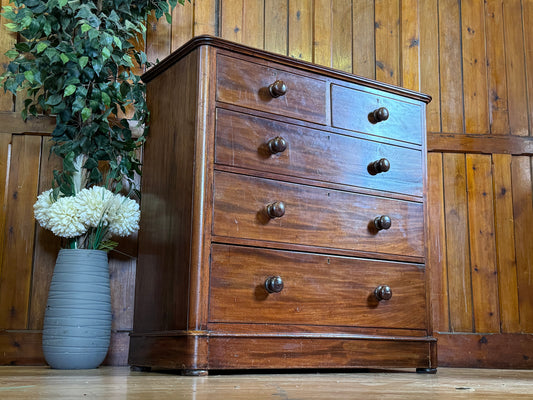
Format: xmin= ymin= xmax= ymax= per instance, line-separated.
xmin=42 ymin=249 xmax=111 ymax=369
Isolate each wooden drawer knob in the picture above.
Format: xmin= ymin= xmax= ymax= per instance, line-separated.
xmin=268 ymin=80 xmax=287 ymax=98
xmin=374 ymin=285 xmax=392 ymax=301
xmin=267 ymin=136 xmax=288 ymax=154
xmin=265 ymin=276 xmax=284 ymax=293
xmin=266 ymin=201 xmax=285 ymax=219
xmin=374 ymin=215 xmax=391 ymax=231
xmin=372 ymin=107 xmax=389 ymax=122
xmin=368 ymin=158 xmax=390 ymax=175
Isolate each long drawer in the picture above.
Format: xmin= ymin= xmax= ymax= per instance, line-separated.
xmin=209 ymin=244 xmax=427 ymax=330
xmin=215 ymin=108 xmax=423 ymax=197
xmin=216 ymin=54 xmax=327 ymax=125
xmin=331 ymin=84 xmax=424 ymax=145
xmin=212 ymin=171 xmax=424 ymax=258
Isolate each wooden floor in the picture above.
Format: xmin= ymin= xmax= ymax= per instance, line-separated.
xmin=0 ymin=367 xmax=532 ymax=399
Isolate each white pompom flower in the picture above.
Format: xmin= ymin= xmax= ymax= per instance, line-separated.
xmin=75 ymin=186 xmax=115 ymax=228
xmin=33 ymin=189 xmax=55 ymax=230
xmin=107 ymin=194 xmax=140 ymax=237
xmin=46 ymin=196 xmax=87 ymax=238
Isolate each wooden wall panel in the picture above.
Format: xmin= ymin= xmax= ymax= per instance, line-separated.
xmin=492 ymin=154 xmax=520 ymax=333
xmin=512 ymin=156 xmax=533 ymax=332
xmin=0 ymin=135 xmax=41 ymax=329
xmin=374 ymin=0 xmax=400 ymax=86
xmin=0 ymin=134 xmax=12 ymax=278
xmin=171 ymin=0 xmax=194 ymax=51
xmin=485 ymin=0 xmax=509 ymax=135
xmin=352 ymin=0 xmax=375 ymax=79
xmin=419 ymin=0 xmax=440 ymax=132
xmin=400 ymin=0 xmax=419 ymax=91
xmin=28 ymin=139 xmax=61 ymax=330
xmin=426 ymin=153 xmax=449 ymax=333
xmin=313 ymin=0 xmax=332 ymax=67
xmin=264 ymin=0 xmax=288 ymax=55
xmin=439 ymin=0 xmax=464 ymax=134
xmin=193 ymin=0 xmax=218 ymax=36
xmin=331 ymin=0 xmax=352 ymax=72
xmin=220 ymin=0 xmax=243 ymax=43
xmin=524 ymin=1 xmax=533 ymax=135
xmin=242 ymin=0 xmax=265 ymax=49
xmin=461 ymin=0 xmax=489 ymax=134
xmin=288 ymin=0 xmax=313 ymax=62
xmin=146 ymin=12 xmax=172 ymax=64
xmin=1 ymin=0 xmax=533 ymax=368
xmin=443 ymin=153 xmax=473 ymax=332
xmin=503 ymin=0 xmax=528 ymax=137
xmin=466 ymin=154 xmax=499 ymax=333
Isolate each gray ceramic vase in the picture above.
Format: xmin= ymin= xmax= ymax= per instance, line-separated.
xmin=42 ymin=249 xmax=111 ymax=369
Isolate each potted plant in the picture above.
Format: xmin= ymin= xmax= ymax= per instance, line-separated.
xmin=1 ymin=0 xmax=187 ymax=369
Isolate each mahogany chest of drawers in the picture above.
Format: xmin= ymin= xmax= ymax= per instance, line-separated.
xmin=129 ymin=36 xmax=436 ymax=375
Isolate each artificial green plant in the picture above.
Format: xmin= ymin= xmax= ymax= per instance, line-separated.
xmin=1 ymin=0 xmax=187 ymax=198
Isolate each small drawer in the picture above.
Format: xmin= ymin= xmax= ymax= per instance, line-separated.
xmin=209 ymin=244 xmax=427 ymax=330
xmin=215 ymin=108 xmax=423 ymax=197
xmin=213 ymin=171 xmax=424 ymax=258
xmin=216 ymin=54 xmax=327 ymax=125
xmin=331 ymin=84 xmax=424 ymax=145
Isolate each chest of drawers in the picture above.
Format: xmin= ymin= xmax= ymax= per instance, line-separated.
xmin=129 ymin=36 xmax=436 ymax=375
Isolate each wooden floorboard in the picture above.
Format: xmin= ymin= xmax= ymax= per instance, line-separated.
xmin=0 ymin=367 xmax=531 ymax=399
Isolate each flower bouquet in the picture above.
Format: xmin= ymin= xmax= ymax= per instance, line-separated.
xmin=34 ymin=184 xmax=140 ymax=250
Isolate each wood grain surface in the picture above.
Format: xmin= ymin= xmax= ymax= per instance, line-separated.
xmin=215 ymin=108 xmax=423 ymax=197
xmin=213 ymin=171 xmax=424 ymax=258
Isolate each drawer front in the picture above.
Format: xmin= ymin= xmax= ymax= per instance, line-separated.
xmin=215 ymin=108 xmax=423 ymax=197
xmin=216 ymin=54 xmax=327 ymax=125
xmin=213 ymin=171 xmax=424 ymax=258
xmin=331 ymin=84 xmax=424 ymax=145
xmin=209 ymin=244 xmax=427 ymax=330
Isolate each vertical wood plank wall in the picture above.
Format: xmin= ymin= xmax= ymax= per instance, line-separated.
xmin=1 ymin=0 xmax=532 ymax=368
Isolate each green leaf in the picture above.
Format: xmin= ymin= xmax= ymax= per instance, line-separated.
xmin=64 ymin=84 xmax=76 ymax=96
xmin=58 ymin=0 xmax=68 ymax=7
xmin=4 ymin=23 xmax=18 ymax=32
xmin=83 ymin=157 xmax=98 ymax=169
xmin=101 ymin=91 xmax=111 ymax=106
xmin=113 ymin=36 xmax=122 ymax=49
xmin=60 ymin=53 xmax=69 ymax=64
xmin=4 ymin=50 xmax=18 ymax=59
xmin=81 ymin=107 xmax=91 ymax=121
xmin=121 ymin=54 xmax=133 ymax=67
xmin=24 ymin=70 xmax=34 ymax=83
xmin=102 ymin=47 xmax=111 ymax=60
xmin=81 ymin=23 xmax=91 ymax=33
xmin=15 ymin=42 xmax=30 ymax=52
xmin=45 ymin=94 xmax=62 ymax=106
xmin=36 ymin=42 xmax=48 ymax=53
xmin=79 ymin=56 xmax=89 ymax=69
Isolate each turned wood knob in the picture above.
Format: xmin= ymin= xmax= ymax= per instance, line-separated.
xmin=266 ymin=201 xmax=285 ymax=219
xmin=268 ymin=80 xmax=287 ymax=98
xmin=374 ymin=215 xmax=392 ymax=231
xmin=267 ymin=136 xmax=287 ymax=154
xmin=372 ymin=107 xmax=389 ymax=122
xmin=265 ymin=276 xmax=284 ymax=293
xmin=374 ymin=285 xmax=392 ymax=301
xmin=368 ymin=158 xmax=391 ymax=175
